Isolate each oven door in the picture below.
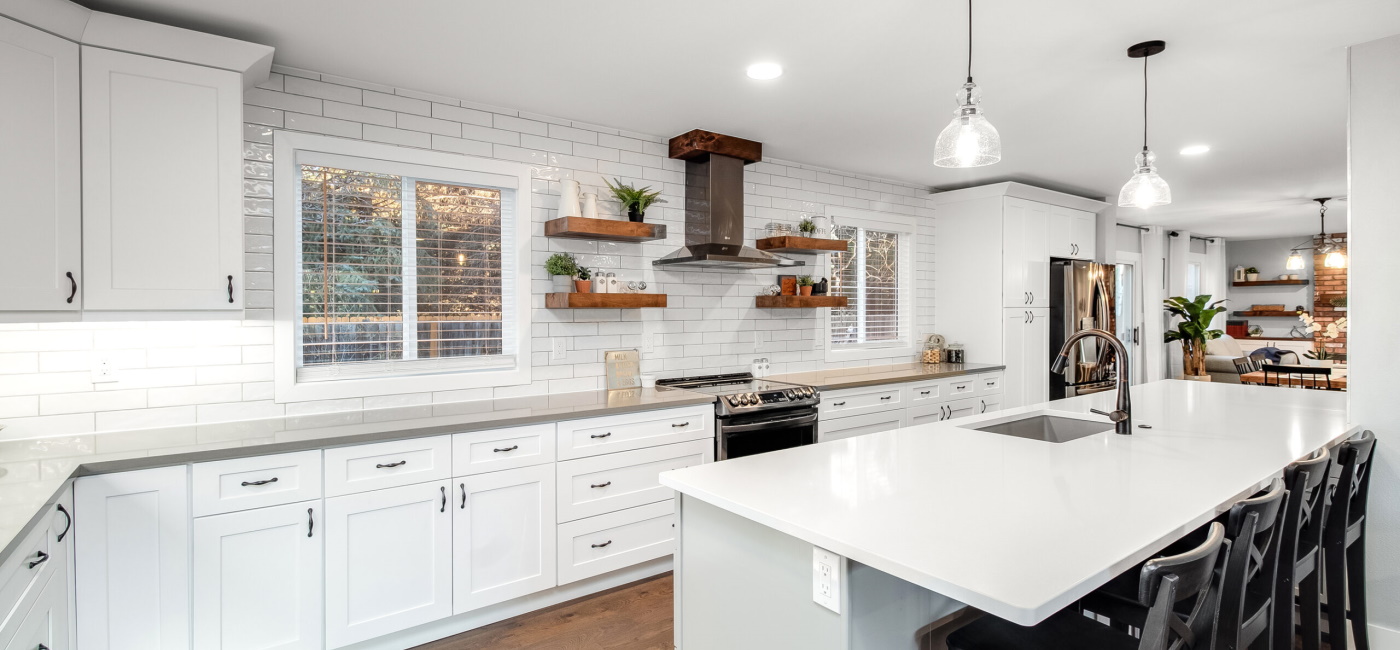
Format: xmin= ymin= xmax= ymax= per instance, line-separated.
xmin=717 ymin=407 xmax=818 ymax=460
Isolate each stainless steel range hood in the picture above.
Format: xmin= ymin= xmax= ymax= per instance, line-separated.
xmin=653 ymin=130 xmax=802 ymax=269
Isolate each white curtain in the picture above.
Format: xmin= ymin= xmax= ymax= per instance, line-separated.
xmin=1203 ymin=238 xmax=1228 ymax=330
xmin=1164 ymin=230 xmax=1193 ymax=378
xmin=1140 ymin=226 xmax=1168 ymax=382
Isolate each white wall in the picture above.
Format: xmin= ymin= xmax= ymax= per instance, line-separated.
xmin=1348 ymin=33 xmax=1400 ymax=646
xmin=0 ymin=65 xmax=937 ymax=441
xmin=1225 ymin=237 xmax=1314 ymax=338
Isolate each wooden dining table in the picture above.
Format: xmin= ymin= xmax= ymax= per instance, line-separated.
xmin=1239 ymin=366 xmax=1348 ymax=390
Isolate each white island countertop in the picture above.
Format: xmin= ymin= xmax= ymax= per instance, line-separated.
xmin=660 ymin=380 xmax=1355 ymax=625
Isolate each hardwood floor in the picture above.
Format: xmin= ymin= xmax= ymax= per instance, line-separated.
xmin=414 ymin=574 xmax=674 ymax=650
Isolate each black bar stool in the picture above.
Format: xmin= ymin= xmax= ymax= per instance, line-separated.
xmin=1216 ymin=479 xmax=1287 ymax=650
xmin=1321 ymin=431 xmax=1377 ymax=650
xmin=1272 ymin=449 xmax=1330 ymax=650
xmin=946 ymin=523 xmax=1225 ymax=650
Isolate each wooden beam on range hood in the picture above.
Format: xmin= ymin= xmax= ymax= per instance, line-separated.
xmin=668 ymin=129 xmax=762 ymax=163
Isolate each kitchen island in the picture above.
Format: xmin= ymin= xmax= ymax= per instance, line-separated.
xmin=659 ymin=380 xmax=1355 ymax=650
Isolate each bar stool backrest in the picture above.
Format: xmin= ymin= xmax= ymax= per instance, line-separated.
xmin=1283 ymin=449 xmax=1331 ymax=559
xmin=1330 ymin=431 xmax=1376 ymax=532
xmin=1217 ymin=479 xmax=1287 ymax=650
xmin=1137 ymin=522 xmax=1226 ymax=650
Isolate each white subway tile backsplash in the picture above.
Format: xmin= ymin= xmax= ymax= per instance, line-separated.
xmin=284 ymin=76 xmax=363 ymax=104
xmin=147 ymin=384 xmax=242 ymax=408
xmin=430 ymin=102 xmax=493 ymax=127
xmin=40 ymin=389 xmax=146 ymax=415
xmin=363 ymin=124 xmax=432 ymax=148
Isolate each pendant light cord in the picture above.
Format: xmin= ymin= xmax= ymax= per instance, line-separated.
xmin=966 ymin=0 xmax=973 ymax=82
xmin=1142 ymin=54 xmax=1149 ymax=151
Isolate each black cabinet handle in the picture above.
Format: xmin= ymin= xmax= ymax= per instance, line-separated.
xmin=920 ymin=391 xmax=931 ymax=396
xmin=240 ymin=477 xmax=278 ymax=487
xmin=66 ymin=272 xmax=76 ymax=304
xmin=28 ymin=550 xmax=48 ymax=569
xmin=376 ymin=460 xmax=406 ymax=469
xmin=981 ymin=400 xmax=987 ymax=413
xmin=307 ymin=507 xmax=314 ymax=538
xmin=590 ymin=432 xmax=612 ymax=439
xmin=40 ymin=644 xmax=50 ymax=650
xmin=591 ymin=540 xmax=613 ymax=548
xmin=440 ymin=486 xmax=446 ymax=513
xmin=460 ymin=483 xmax=467 ymax=509
xmin=880 ymin=396 xmax=893 ymax=401
xmin=671 ymin=422 xmax=690 ymax=428
xmin=590 ymin=481 xmax=612 ymax=489
xmin=227 ymin=275 xmax=234 ymax=303
xmin=832 ymin=401 xmax=846 ymax=406
xmin=493 ymin=445 xmax=518 ymax=453
xmin=55 ymin=504 xmax=71 ymax=543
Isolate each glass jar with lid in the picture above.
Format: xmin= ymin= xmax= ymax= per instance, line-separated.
xmin=921 ymin=334 xmax=945 ymax=364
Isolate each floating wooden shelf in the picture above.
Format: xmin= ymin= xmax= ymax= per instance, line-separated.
xmin=543 ymin=217 xmax=667 ymax=242
xmin=1239 ymin=336 xmax=1314 ymax=341
xmin=1232 ymin=310 xmax=1303 ymax=318
xmin=1232 ymin=280 xmax=1310 ymax=287
xmin=755 ymin=236 xmax=849 ymax=254
xmin=546 ymin=293 xmax=667 ymax=309
xmin=755 ymin=295 xmax=849 ymax=308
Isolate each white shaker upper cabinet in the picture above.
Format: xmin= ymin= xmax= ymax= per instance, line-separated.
xmin=1049 ymin=205 xmax=1098 ymax=260
xmin=1002 ymin=198 xmax=1050 ymax=308
xmin=0 ymin=17 xmax=81 ymax=312
xmin=81 ymin=46 xmax=244 ymax=311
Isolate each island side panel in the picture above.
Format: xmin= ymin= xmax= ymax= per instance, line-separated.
xmin=677 ymin=495 xmax=848 ymax=650
xmin=847 ymin=562 xmax=969 ymax=650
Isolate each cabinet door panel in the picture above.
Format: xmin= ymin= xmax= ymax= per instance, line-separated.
xmin=82 ymin=47 xmax=243 ymax=310
xmin=1002 ymin=198 xmax=1030 ymax=307
xmin=325 ymin=481 xmax=451 ymax=648
xmin=0 ymin=17 xmax=81 ymax=312
xmin=817 ymin=411 xmax=905 ymax=443
xmin=1002 ymin=310 xmax=1028 ymax=409
xmin=193 ymin=501 xmax=323 ymax=650
xmin=1071 ymin=211 xmax=1097 ymax=260
xmin=75 ymin=466 xmax=189 ymax=650
xmin=453 ymin=465 xmax=556 ymax=613
xmin=1025 ymin=205 xmax=1050 ymax=306
xmin=1026 ymin=308 xmax=1050 ymax=405
xmin=3 ymin=569 xmax=68 ymax=650
xmin=1048 ymin=206 xmax=1074 ymax=258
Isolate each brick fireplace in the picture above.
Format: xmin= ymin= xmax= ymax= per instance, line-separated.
xmin=1312 ymin=232 xmax=1348 ymax=358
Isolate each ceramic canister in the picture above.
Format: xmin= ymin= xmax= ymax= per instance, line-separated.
xmin=559 ymin=179 xmax=582 ymax=218
xmin=581 ymin=192 xmax=599 ymax=219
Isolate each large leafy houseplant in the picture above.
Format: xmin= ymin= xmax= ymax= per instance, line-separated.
xmin=1163 ymin=295 xmax=1226 ymax=378
xmin=603 ymin=178 xmax=666 ymax=222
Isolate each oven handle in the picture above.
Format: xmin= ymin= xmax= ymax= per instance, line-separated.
xmin=720 ymin=413 xmax=819 ymax=434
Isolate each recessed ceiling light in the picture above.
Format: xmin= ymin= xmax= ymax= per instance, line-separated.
xmin=746 ymin=62 xmax=783 ymax=80
xmin=1179 ymin=144 xmax=1211 ymax=155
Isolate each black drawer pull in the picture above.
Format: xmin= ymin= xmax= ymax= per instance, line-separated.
xmin=440 ymin=486 xmax=447 ymax=513
xmin=55 ymin=504 xmax=72 ymax=543
xmin=227 ymin=275 xmax=234 ymax=303
xmin=66 ymin=272 xmax=77 ymax=304
xmin=460 ymin=483 xmax=467 ymax=509
xmin=376 ymin=460 xmax=407 ymax=468
xmin=591 ymin=540 xmax=613 ymax=548
xmin=671 ymin=422 xmax=690 ymax=428
xmin=880 ymin=396 xmax=893 ymax=400
xmin=590 ymin=432 xmax=612 ymax=439
xmin=240 ymin=477 xmax=278 ymax=487
xmin=590 ymin=481 xmax=612 ymax=489
xmin=493 ymin=445 xmax=519 ymax=453
xmin=832 ymin=401 xmax=847 ymax=406
xmin=920 ymin=391 xmax=932 ymax=396
xmin=28 ymin=550 xmax=48 ymax=569
xmin=307 ymin=507 xmax=314 ymax=538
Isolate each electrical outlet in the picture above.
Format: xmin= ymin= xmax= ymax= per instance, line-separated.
xmin=551 ymin=338 xmax=567 ymax=361
xmin=812 ymin=546 xmax=842 ymax=613
xmin=91 ymin=354 xmax=118 ymax=383
xmin=641 ymin=333 xmax=654 ymax=354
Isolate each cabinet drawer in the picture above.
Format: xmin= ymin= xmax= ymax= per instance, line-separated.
xmin=947 ymin=377 xmax=977 ymax=398
xmin=557 ymin=406 xmax=712 ymax=460
xmin=817 ymin=410 xmax=905 ymax=443
xmin=819 ymin=386 xmax=902 ymax=419
xmin=976 ymin=372 xmax=1004 ymax=395
xmin=905 ymin=380 xmax=949 ymax=405
xmin=556 ymin=439 xmax=711 ymax=523
xmin=325 ymin=436 xmax=451 ymax=497
xmin=192 ymin=450 xmax=322 ymax=517
xmin=0 ymin=504 xmax=63 ymax=636
xmin=453 ymin=424 xmax=555 ymax=476
xmin=557 ymin=501 xmax=675 ymax=585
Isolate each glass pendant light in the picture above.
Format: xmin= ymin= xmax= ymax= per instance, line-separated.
xmin=1287 ymin=198 xmax=1347 ymax=270
xmin=1285 ymin=249 xmax=1307 ymax=270
xmin=934 ymin=0 xmax=1001 ymax=168
xmin=1118 ymin=41 xmax=1171 ymax=209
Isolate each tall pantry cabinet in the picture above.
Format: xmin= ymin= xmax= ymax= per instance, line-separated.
xmin=933 ymin=183 xmax=1107 ymax=409
xmin=0 ymin=6 xmax=272 ymax=316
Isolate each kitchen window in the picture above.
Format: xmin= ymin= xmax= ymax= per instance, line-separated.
xmin=273 ymin=134 xmax=532 ymax=401
xmin=825 ymin=208 xmax=916 ymax=361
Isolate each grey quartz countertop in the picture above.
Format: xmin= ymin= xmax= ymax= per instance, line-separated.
xmin=766 ymin=362 xmax=1005 ymax=391
xmin=0 ymin=387 xmax=713 ymax=565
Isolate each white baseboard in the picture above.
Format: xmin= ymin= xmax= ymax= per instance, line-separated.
xmin=1371 ymin=622 xmax=1400 ymax=649
xmin=343 ymin=556 xmax=673 ymax=650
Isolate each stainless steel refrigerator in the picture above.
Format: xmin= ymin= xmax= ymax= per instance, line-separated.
xmin=1049 ymin=260 xmax=1117 ymax=400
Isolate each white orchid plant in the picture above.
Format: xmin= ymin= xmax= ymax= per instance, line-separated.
xmin=1298 ymin=312 xmax=1348 ymax=360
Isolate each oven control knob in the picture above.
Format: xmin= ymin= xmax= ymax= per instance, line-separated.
xmin=727 ymin=396 xmax=739 ymax=406
xmin=747 ymin=392 xmax=759 ymax=405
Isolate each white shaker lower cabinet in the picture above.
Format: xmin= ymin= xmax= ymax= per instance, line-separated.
xmin=3 ymin=569 xmax=68 ymax=650
xmin=324 ymin=480 xmax=452 ymax=649
xmin=818 ymin=409 xmax=906 ymax=443
xmin=80 ymin=46 xmax=244 ymax=311
xmin=193 ymin=501 xmax=323 ymax=650
xmin=75 ymin=466 xmax=189 ymax=650
xmin=1002 ymin=308 xmax=1050 ymax=409
xmin=452 ymin=465 xmax=556 ymax=614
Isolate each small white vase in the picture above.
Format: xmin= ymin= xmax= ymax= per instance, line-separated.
xmin=559 ymin=179 xmax=582 ymax=218
xmin=581 ymin=192 xmax=599 ymax=220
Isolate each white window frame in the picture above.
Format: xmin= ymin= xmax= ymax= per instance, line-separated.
xmin=273 ymin=132 xmax=532 ymax=402
xmin=823 ymin=206 xmax=918 ymax=363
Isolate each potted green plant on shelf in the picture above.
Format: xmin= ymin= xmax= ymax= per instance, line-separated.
xmin=1330 ymin=295 xmax=1348 ymax=310
xmin=1164 ymin=294 xmax=1226 ymax=380
xmin=574 ymin=266 xmax=593 ymax=293
xmin=1244 ymin=267 xmax=1260 ymax=282
xmin=796 ymin=275 xmax=815 ymax=296
xmin=545 ymin=253 xmax=579 ymax=293
xmin=798 ymin=218 xmax=817 ymax=237
xmin=603 ymin=178 xmax=666 ymax=222
xmin=1300 ymin=312 xmax=1348 ymax=366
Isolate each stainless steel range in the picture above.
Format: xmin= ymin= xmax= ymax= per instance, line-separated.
xmin=656 ymin=373 xmax=820 ymax=460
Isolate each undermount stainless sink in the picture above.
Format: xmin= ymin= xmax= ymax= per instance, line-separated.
xmin=972 ymin=412 xmax=1113 ymax=443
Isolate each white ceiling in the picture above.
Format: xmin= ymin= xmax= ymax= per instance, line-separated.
xmin=81 ymin=0 xmax=1400 ymax=240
